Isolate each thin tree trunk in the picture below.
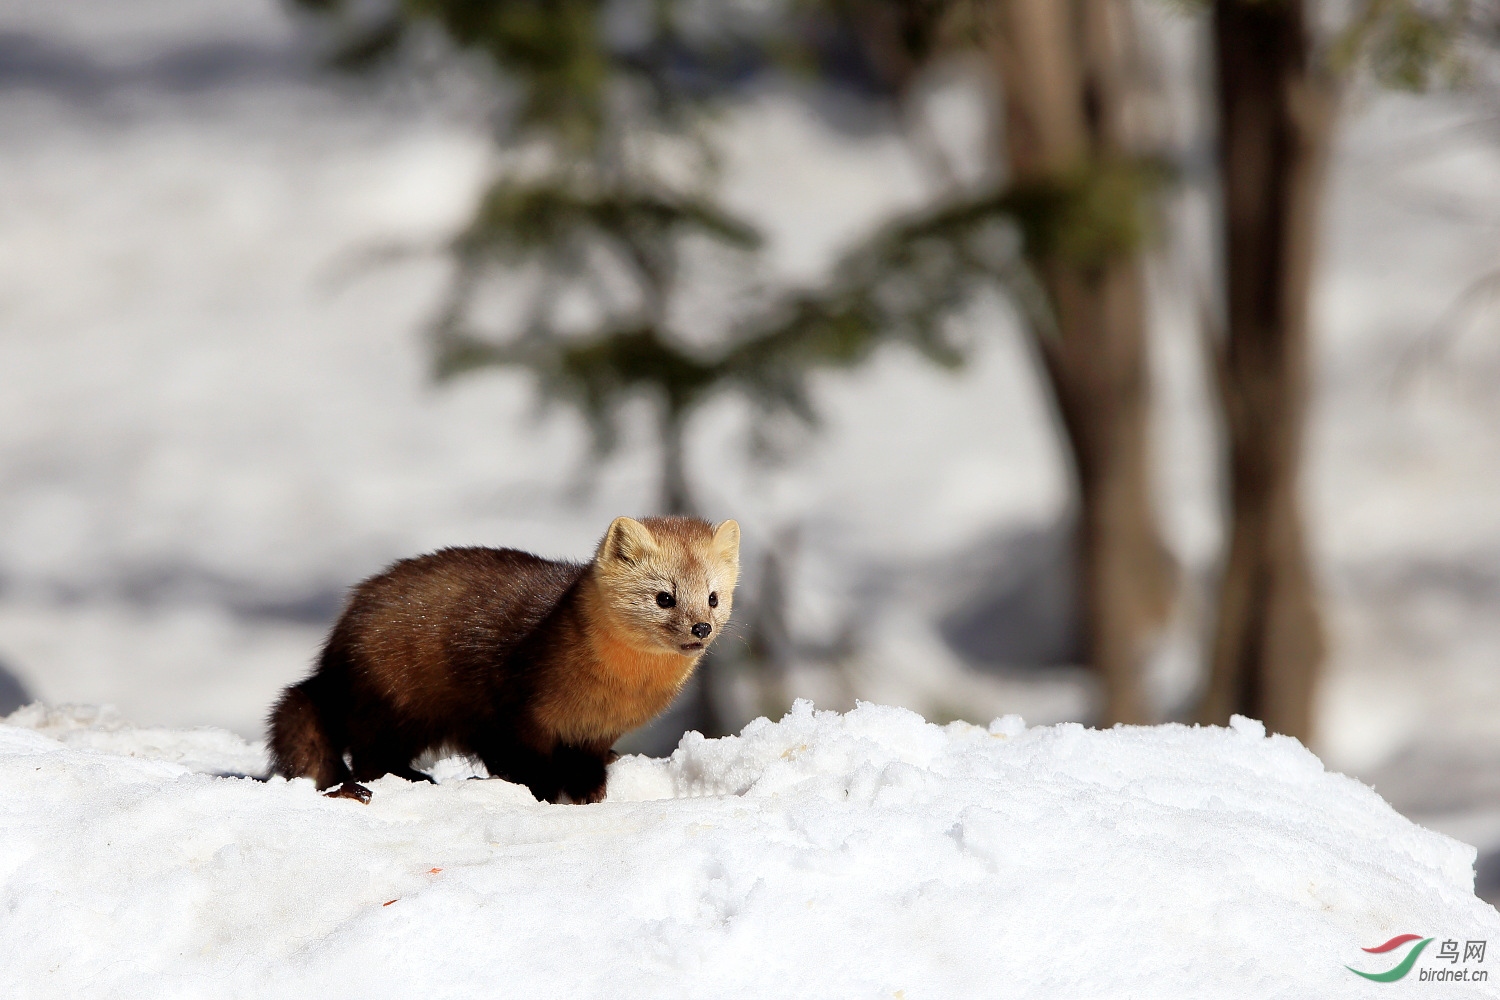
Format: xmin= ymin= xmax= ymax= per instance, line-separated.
xmin=746 ymin=535 xmax=794 ymax=720
xmin=1199 ymin=0 xmax=1333 ymax=742
xmin=659 ymin=405 xmax=694 ymax=517
xmin=659 ymin=402 xmax=729 ymax=738
xmin=988 ymin=0 xmax=1175 ymax=725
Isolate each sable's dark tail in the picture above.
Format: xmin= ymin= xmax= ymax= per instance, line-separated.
xmin=267 ymin=671 xmax=351 ymax=790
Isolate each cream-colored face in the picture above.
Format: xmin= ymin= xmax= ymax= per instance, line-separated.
xmin=593 ymin=516 xmax=740 ymax=654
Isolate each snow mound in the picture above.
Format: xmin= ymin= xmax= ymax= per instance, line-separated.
xmin=1 ymin=701 xmax=1495 ymax=998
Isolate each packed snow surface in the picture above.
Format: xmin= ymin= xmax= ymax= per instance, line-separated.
xmin=1 ymin=701 xmax=1496 ymax=998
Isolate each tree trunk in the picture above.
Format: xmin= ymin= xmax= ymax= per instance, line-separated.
xmin=988 ymin=0 xmax=1175 ymax=725
xmin=659 ymin=405 xmax=694 ymax=517
xmin=659 ymin=402 xmax=730 ymax=738
xmin=745 ymin=533 xmax=795 ymax=720
xmin=1199 ymin=0 xmax=1333 ymax=742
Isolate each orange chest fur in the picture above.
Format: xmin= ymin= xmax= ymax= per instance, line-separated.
xmin=533 ymin=629 xmax=697 ymax=745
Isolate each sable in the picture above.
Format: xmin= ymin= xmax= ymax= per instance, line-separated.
xmin=267 ymin=516 xmax=740 ymax=804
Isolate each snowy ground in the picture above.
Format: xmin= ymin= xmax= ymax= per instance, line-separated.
xmin=2 ymin=0 xmax=1500 ymax=894
xmin=3 ymin=702 xmax=1496 ymax=998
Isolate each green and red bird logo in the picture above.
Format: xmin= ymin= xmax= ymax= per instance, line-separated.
xmin=1347 ymin=934 xmax=1432 ymax=982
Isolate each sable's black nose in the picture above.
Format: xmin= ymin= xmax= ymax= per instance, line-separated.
xmin=691 ymin=622 xmax=711 ymax=639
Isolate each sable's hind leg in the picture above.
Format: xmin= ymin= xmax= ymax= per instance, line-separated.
xmin=267 ymin=679 xmax=352 ymax=791
xmin=326 ymin=781 xmax=372 ymax=804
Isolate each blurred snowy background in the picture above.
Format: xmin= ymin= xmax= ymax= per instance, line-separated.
xmin=1 ymin=0 xmax=1498 ymax=894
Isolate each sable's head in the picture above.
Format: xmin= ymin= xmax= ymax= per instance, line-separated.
xmin=592 ymin=515 xmax=740 ymax=654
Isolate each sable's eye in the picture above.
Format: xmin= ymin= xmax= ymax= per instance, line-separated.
xmin=656 ymin=591 xmax=675 ymax=609
xmin=708 ymin=592 xmax=718 ymax=608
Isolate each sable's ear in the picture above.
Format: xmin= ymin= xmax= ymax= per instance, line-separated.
xmin=712 ymin=519 xmax=741 ymax=566
xmin=597 ymin=516 xmax=656 ymax=565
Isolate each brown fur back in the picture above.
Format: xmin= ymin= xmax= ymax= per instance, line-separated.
xmin=337 ymin=547 xmax=582 ymax=727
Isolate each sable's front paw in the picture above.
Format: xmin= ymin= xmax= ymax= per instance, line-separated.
xmin=572 ymin=781 xmax=606 ymax=804
xmin=555 ymin=772 xmax=607 ymax=804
